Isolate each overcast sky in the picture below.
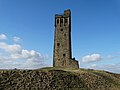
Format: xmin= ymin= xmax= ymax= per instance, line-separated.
xmin=0 ymin=0 xmax=120 ymax=73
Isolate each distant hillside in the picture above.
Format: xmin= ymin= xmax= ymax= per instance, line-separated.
xmin=0 ymin=67 xmax=120 ymax=90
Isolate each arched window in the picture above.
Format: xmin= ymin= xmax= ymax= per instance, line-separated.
xmin=57 ymin=19 xmax=59 ymax=24
xmin=60 ymin=18 xmax=63 ymax=23
xmin=65 ymin=18 xmax=68 ymax=23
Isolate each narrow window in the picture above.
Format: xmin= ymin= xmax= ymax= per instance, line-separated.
xmin=61 ymin=29 xmax=63 ymax=31
xmin=65 ymin=18 xmax=68 ymax=23
xmin=60 ymin=18 xmax=63 ymax=23
xmin=57 ymin=43 xmax=60 ymax=46
xmin=64 ymin=34 xmax=66 ymax=36
xmin=57 ymin=19 xmax=59 ymax=24
xmin=63 ymin=54 xmax=66 ymax=57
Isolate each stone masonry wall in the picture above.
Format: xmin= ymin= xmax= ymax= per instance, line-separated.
xmin=71 ymin=59 xmax=79 ymax=69
xmin=53 ymin=9 xmax=79 ymax=69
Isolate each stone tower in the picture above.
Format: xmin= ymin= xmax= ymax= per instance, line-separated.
xmin=53 ymin=9 xmax=79 ymax=69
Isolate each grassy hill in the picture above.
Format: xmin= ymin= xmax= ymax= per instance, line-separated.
xmin=0 ymin=67 xmax=120 ymax=90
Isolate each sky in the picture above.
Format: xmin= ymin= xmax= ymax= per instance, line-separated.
xmin=0 ymin=0 xmax=120 ymax=73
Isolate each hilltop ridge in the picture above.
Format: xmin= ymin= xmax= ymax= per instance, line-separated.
xmin=0 ymin=67 xmax=120 ymax=90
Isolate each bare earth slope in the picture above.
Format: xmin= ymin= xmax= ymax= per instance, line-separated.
xmin=0 ymin=67 xmax=120 ymax=90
